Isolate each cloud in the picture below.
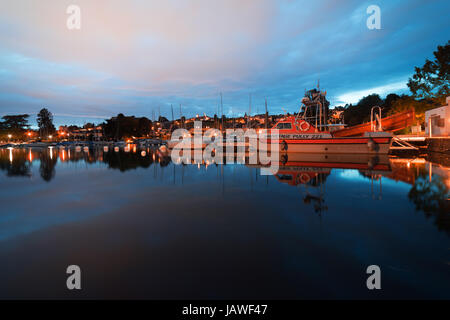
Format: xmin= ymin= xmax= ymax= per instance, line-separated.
xmin=0 ymin=0 xmax=449 ymax=125
xmin=336 ymin=79 xmax=409 ymax=105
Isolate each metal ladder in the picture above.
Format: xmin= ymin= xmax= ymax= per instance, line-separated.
xmin=390 ymin=136 xmax=419 ymax=150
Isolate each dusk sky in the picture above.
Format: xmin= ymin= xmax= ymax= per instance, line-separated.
xmin=0 ymin=0 xmax=449 ymax=127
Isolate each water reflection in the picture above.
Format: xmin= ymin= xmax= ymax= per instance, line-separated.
xmin=0 ymin=146 xmax=449 ymax=233
xmin=0 ymin=148 xmax=31 ymax=177
xmin=408 ymin=168 xmax=450 ymax=234
xmin=0 ymin=146 xmax=449 ymax=299
xmin=39 ymin=148 xmax=57 ymax=182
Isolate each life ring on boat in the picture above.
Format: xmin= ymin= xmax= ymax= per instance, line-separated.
xmin=281 ymin=140 xmax=288 ymax=151
xmin=297 ymin=173 xmax=310 ymax=184
xmin=298 ymin=121 xmax=310 ymax=132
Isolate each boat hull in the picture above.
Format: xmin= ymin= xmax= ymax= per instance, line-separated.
xmin=262 ymin=136 xmax=392 ymax=154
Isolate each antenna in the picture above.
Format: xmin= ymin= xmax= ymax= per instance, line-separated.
xmin=171 ymin=104 xmax=174 ymax=122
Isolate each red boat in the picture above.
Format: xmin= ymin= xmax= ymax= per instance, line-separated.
xmin=263 ymin=115 xmax=393 ymax=154
xmin=260 ymin=88 xmax=413 ymax=154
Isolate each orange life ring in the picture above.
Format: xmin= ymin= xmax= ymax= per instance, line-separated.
xmin=298 ymin=121 xmax=310 ymax=132
xmin=299 ymin=173 xmax=310 ymax=184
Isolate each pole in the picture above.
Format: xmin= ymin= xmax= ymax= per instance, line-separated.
xmin=179 ymin=104 xmax=183 ymax=129
xmin=221 ymin=93 xmax=224 ymax=133
xmin=265 ymin=98 xmax=268 ymax=129
xmin=248 ymin=94 xmax=251 ymax=128
xmin=428 ymin=116 xmax=432 ymax=138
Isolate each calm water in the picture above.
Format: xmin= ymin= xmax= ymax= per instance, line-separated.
xmin=0 ymin=146 xmax=449 ymax=299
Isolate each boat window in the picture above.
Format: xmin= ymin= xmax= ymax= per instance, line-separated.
xmin=275 ymin=123 xmax=292 ymax=129
xmin=277 ymin=174 xmax=292 ymax=180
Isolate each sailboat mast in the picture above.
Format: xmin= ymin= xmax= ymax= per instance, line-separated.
xmin=265 ymin=98 xmax=268 ymax=129
xmin=220 ymin=93 xmax=224 ymax=133
xmin=248 ymin=93 xmax=251 ymax=128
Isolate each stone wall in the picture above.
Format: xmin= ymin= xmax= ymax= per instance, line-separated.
xmin=427 ymin=137 xmax=450 ymax=154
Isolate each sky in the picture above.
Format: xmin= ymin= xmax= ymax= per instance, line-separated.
xmin=0 ymin=0 xmax=449 ymax=127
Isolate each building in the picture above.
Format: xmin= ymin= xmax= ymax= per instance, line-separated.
xmin=425 ymin=96 xmax=450 ymax=137
xmin=59 ymin=125 xmax=104 ymax=140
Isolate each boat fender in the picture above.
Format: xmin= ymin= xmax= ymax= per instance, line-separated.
xmin=367 ymin=138 xmax=375 ymax=151
xmin=281 ymin=140 xmax=288 ymax=151
xmin=281 ymin=154 xmax=288 ymax=165
xmin=367 ymin=156 xmax=379 ymax=169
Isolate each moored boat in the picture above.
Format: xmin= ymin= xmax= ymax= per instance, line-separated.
xmin=261 ymin=116 xmax=392 ymax=154
xmin=261 ymin=88 xmax=393 ymax=154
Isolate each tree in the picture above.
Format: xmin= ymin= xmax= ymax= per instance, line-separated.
xmin=343 ymin=94 xmax=383 ymax=126
xmin=1 ymin=114 xmax=29 ymax=138
xmin=2 ymin=114 xmax=29 ymax=130
xmin=407 ymin=41 xmax=449 ymax=102
xmin=103 ymin=114 xmax=152 ymax=140
xmin=37 ymin=108 xmax=56 ymax=138
xmin=382 ymin=93 xmax=401 ymax=115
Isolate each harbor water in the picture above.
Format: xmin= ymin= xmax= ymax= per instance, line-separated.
xmin=0 ymin=146 xmax=449 ymax=299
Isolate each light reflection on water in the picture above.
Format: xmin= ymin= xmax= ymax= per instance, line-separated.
xmin=0 ymin=146 xmax=449 ymax=299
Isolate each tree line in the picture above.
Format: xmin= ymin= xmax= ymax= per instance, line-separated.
xmin=0 ymin=108 xmax=56 ymax=141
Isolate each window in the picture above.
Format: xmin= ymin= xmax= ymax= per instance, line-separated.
xmin=277 ymin=174 xmax=292 ymax=181
xmin=432 ymin=116 xmax=445 ymax=127
xmin=276 ymin=122 xmax=292 ymax=129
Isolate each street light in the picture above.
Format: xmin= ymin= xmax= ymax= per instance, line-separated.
xmin=48 ymin=135 xmax=53 ymax=140
xmin=7 ymin=134 xmax=12 ymax=142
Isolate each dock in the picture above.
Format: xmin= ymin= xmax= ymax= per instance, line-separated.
xmin=392 ymin=135 xmax=450 ymax=154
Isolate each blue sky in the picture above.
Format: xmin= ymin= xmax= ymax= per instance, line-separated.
xmin=0 ymin=0 xmax=449 ymax=127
